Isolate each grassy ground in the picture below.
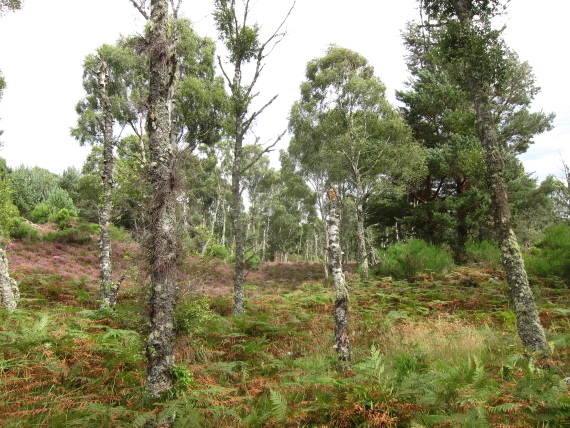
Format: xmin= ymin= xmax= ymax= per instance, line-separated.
xmin=1 ymin=236 xmax=569 ymax=427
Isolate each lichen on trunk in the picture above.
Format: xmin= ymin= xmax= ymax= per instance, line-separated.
xmin=0 ymin=247 xmax=18 ymax=310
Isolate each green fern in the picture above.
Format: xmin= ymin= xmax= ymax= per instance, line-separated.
xmin=269 ymin=389 xmax=288 ymax=422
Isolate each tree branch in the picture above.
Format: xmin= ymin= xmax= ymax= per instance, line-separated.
xmin=128 ymin=0 xmax=148 ymax=19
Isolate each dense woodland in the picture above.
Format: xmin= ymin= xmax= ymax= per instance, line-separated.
xmin=0 ymin=0 xmax=569 ymax=426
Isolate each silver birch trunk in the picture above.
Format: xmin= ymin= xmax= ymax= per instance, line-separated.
xmin=451 ymin=0 xmax=548 ymax=354
xmin=0 ymin=248 xmax=18 ymax=310
xmin=327 ymin=188 xmax=350 ymax=361
xmin=97 ymin=60 xmax=118 ymax=310
xmin=355 ymin=190 xmax=369 ymax=280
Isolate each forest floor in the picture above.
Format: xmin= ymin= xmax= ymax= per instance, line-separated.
xmin=1 ymin=234 xmax=569 ymax=427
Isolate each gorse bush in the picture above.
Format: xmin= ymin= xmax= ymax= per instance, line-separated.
xmin=373 ymin=239 xmax=454 ymax=279
xmin=525 ymin=223 xmax=570 ymax=287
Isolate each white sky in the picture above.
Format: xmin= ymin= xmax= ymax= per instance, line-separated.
xmin=0 ymin=0 xmax=568 ymax=182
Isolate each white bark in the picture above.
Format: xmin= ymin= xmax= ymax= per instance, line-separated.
xmin=0 ymin=248 xmax=19 ymax=310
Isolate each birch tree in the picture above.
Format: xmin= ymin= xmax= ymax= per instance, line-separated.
xmin=289 ymin=46 xmax=424 ymax=280
xmin=213 ymin=0 xmax=293 ymax=314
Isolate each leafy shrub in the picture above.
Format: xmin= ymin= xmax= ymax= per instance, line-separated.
xmin=204 ymin=244 xmax=229 ymax=260
xmin=465 ymin=240 xmax=501 ymax=269
xmin=110 ymin=225 xmax=134 ymax=243
xmin=373 ymin=239 xmax=454 ymax=279
xmin=525 ymin=224 xmax=570 ymax=287
xmin=8 ymin=217 xmax=40 ymax=240
xmin=175 ymin=297 xmax=216 ymax=334
xmin=51 ymin=208 xmax=77 ymax=230
xmin=29 ymin=202 xmax=52 ymax=223
xmin=230 ymin=250 xmax=261 ymax=270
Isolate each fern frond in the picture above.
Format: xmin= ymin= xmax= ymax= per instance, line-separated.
xmin=269 ymin=389 xmax=287 ymax=422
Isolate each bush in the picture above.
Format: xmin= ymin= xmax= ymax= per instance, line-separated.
xmin=524 ymin=224 xmax=570 ymax=287
xmin=44 ymin=227 xmax=92 ymax=245
xmin=373 ymin=239 xmax=454 ymax=279
xmin=231 ymin=250 xmax=261 ymax=271
xmin=204 ymin=244 xmax=229 ymax=260
xmin=50 ymin=208 xmax=77 ymax=230
xmin=9 ymin=217 xmax=40 ymax=240
xmin=30 ymin=202 xmax=52 ymax=224
xmin=464 ymin=240 xmax=501 ymax=269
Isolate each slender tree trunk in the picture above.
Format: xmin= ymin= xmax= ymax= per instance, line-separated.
xmin=354 ymin=188 xmax=369 ymax=280
xmin=451 ymin=0 xmax=548 ymax=354
xmin=0 ymin=248 xmax=18 ymax=310
xmin=231 ymin=121 xmax=246 ymax=314
xmin=144 ymin=0 xmax=178 ymax=398
xmin=97 ymin=60 xmax=118 ymax=310
xmin=327 ymin=188 xmax=350 ymax=362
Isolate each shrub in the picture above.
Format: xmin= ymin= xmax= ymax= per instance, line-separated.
xmin=50 ymin=208 xmax=77 ymax=230
xmin=30 ymin=202 xmax=52 ymax=224
xmin=44 ymin=227 xmax=92 ymax=245
xmin=373 ymin=239 xmax=454 ymax=279
xmin=9 ymin=217 xmax=40 ymax=240
xmin=204 ymin=244 xmax=229 ymax=260
xmin=525 ymin=224 xmax=570 ymax=287
xmin=464 ymin=240 xmax=501 ymax=269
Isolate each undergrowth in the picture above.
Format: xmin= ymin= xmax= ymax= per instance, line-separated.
xmin=0 ymin=238 xmax=569 ymax=427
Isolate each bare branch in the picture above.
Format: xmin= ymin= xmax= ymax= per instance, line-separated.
xmin=240 ymin=130 xmax=286 ymax=175
xmin=128 ymin=0 xmax=148 ymax=19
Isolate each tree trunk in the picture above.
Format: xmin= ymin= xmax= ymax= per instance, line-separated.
xmin=144 ymin=0 xmax=178 ymax=398
xmin=97 ymin=60 xmax=118 ymax=310
xmin=0 ymin=248 xmax=18 ymax=310
xmin=327 ymin=188 xmax=350 ymax=362
xmin=231 ymin=124 xmax=246 ymax=314
xmin=355 ymin=190 xmax=369 ymax=280
xmin=451 ymin=0 xmax=548 ymax=354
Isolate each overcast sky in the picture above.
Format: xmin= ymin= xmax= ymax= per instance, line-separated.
xmin=0 ymin=0 xmax=568 ymax=181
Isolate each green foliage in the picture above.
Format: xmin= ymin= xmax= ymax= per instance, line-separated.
xmin=465 ymin=240 xmax=501 ymax=269
xmin=204 ymin=243 xmax=229 ymax=260
xmin=51 ymin=208 xmax=78 ymax=230
xmin=44 ymin=227 xmax=92 ymax=245
xmin=8 ymin=166 xmax=58 ymax=216
xmin=171 ymin=365 xmax=195 ymax=392
xmin=29 ymin=202 xmax=51 ymax=223
xmin=373 ymin=239 xmax=454 ymax=279
xmin=0 ymin=178 xmax=18 ymax=237
xmin=525 ymin=224 xmax=570 ymax=287
xmin=174 ymin=296 xmax=217 ymax=335
xmin=8 ymin=216 xmax=40 ymax=240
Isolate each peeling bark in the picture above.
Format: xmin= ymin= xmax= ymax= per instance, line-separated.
xmin=327 ymin=188 xmax=350 ymax=362
xmin=0 ymin=248 xmax=18 ymax=310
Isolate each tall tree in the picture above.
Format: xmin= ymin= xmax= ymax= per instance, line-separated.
xmin=129 ymin=0 xmax=178 ymax=398
xmin=419 ymin=0 xmax=549 ymax=354
xmin=395 ymin=21 xmax=554 ymax=256
xmin=72 ymin=45 xmax=131 ymax=309
xmin=289 ymin=46 xmax=424 ymax=280
xmin=213 ymin=0 xmax=292 ymax=314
